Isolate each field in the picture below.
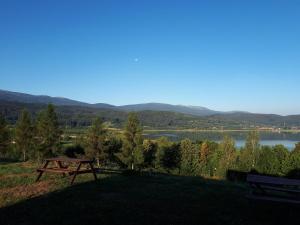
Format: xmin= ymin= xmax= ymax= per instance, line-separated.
xmin=0 ymin=161 xmax=299 ymax=225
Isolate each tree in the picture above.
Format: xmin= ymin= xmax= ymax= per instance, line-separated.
xmin=217 ymin=135 xmax=236 ymax=177
xmin=105 ymin=132 xmax=123 ymax=165
xmin=199 ymin=140 xmax=219 ymax=176
xmin=256 ymin=146 xmax=279 ymax=175
xmin=117 ymin=113 xmax=144 ymax=170
xmin=35 ymin=104 xmax=62 ymax=160
xmin=155 ymin=136 xmax=172 ymax=169
xmin=15 ymin=109 xmax=33 ymax=161
xmin=238 ymin=131 xmax=260 ymax=171
xmin=86 ymin=118 xmax=107 ymax=167
xmin=161 ymin=143 xmax=180 ymax=173
xmin=180 ymin=138 xmax=198 ymax=175
xmin=143 ymin=139 xmax=157 ymax=168
xmin=273 ymin=144 xmax=289 ymax=175
xmin=286 ymin=144 xmax=300 ymax=177
xmin=0 ymin=114 xmax=10 ymax=157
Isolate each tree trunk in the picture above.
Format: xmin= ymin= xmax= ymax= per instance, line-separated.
xmin=23 ymin=150 xmax=26 ymax=162
xmin=96 ymin=158 xmax=100 ymax=168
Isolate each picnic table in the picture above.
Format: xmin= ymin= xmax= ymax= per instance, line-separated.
xmin=36 ymin=157 xmax=97 ymax=184
xmin=246 ymin=174 xmax=300 ymax=204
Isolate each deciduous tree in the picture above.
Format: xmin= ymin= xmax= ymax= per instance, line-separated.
xmin=180 ymin=138 xmax=198 ymax=175
xmin=217 ymin=135 xmax=236 ymax=177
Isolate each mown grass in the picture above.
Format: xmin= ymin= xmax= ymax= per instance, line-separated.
xmin=0 ymin=162 xmax=299 ymax=225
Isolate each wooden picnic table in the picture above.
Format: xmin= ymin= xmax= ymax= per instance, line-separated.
xmin=36 ymin=157 xmax=97 ymax=184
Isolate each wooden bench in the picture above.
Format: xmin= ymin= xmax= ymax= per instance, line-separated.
xmin=246 ymin=174 xmax=300 ymax=204
xmin=36 ymin=157 xmax=97 ymax=184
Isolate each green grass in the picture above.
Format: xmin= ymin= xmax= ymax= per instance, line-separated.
xmin=0 ymin=162 xmax=299 ymax=225
xmin=0 ymin=162 xmax=35 ymax=175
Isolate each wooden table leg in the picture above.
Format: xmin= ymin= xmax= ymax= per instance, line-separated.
xmin=36 ymin=161 xmax=49 ymax=182
xmin=89 ymin=162 xmax=97 ymax=181
xmin=70 ymin=163 xmax=82 ymax=185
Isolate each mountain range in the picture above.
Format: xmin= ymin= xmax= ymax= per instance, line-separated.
xmin=0 ymin=89 xmax=227 ymax=116
xmin=1 ymin=89 xmax=300 ymax=129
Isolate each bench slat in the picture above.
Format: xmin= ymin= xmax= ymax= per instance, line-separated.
xmin=37 ymin=168 xmax=74 ymax=173
xmin=247 ymin=174 xmax=300 ymax=186
xmin=45 ymin=157 xmax=92 ymax=163
xmin=246 ymin=194 xmax=300 ymax=204
xmin=259 ymin=184 xmax=300 ymax=193
xmin=37 ymin=168 xmax=94 ymax=174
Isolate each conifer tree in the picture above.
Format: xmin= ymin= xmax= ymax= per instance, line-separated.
xmin=0 ymin=114 xmax=10 ymax=157
xmin=117 ymin=113 xmax=144 ymax=170
xmin=15 ymin=109 xmax=33 ymax=161
xmin=86 ymin=117 xmax=107 ymax=167
xmin=36 ymin=104 xmax=62 ymax=159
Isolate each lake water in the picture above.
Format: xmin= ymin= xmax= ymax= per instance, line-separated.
xmin=234 ymin=140 xmax=297 ymax=150
xmin=144 ymin=131 xmax=300 ymax=150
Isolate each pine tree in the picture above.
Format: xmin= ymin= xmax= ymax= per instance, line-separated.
xmin=117 ymin=113 xmax=144 ymax=170
xmin=86 ymin=117 xmax=107 ymax=167
xmin=15 ymin=109 xmax=33 ymax=161
xmin=0 ymin=114 xmax=10 ymax=157
xmin=36 ymin=104 xmax=62 ymax=160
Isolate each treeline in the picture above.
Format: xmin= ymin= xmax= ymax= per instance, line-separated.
xmin=5 ymin=100 xmax=300 ymax=130
xmin=0 ymin=104 xmax=62 ymax=161
xmin=1 ymin=104 xmax=300 ymax=179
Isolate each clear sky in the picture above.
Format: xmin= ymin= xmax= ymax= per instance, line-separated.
xmin=1 ymin=0 xmax=300 ymax=115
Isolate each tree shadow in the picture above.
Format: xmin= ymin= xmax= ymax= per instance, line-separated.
xmin=0 ymin=158 xmax=20 ymax=165
xmin=0 ymin=173 xmax=299 ymax=225
xmin=286 ymin=169 xmax=300 ymax=179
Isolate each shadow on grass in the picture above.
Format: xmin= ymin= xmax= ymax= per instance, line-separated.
xmin=0 ymin=173 xmax=299 ymax=225
xmin=0 ymin=158 xmax=20 ymax=165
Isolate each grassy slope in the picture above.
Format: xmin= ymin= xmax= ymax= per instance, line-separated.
xmin=0 ymin=162 xmax=299 ymax=225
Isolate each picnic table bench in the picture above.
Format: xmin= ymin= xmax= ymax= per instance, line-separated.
xmin=36 ymin=157 xmax=97 ymax=184
xmin=246 ymin=174 xmax=300 ymax=204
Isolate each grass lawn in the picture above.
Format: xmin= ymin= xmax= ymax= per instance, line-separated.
xmin=0 ymin=162 xmax=299 ymax=225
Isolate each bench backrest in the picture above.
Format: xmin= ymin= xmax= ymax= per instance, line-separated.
xmin=247 ymin=174 xmax=300 ymax=186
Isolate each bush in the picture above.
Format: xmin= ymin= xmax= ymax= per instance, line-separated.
xmin=64 ymin=145 xmax=85 ymax=158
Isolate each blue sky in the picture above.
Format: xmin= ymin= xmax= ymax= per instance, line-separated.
xmin=1 ymin=0 xmax=300 ymax=115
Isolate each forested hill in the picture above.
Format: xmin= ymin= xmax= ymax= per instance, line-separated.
xmin=0 ymin=90 xmax=223 ymax=116
xmin=0 ymin=89 xmax=115 ymax=109
xmin=1 ymin=100 xmax=300 ymax=129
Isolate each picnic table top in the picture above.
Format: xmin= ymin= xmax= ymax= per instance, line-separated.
xmin=45 ymin=157 xmax=93 ymax=163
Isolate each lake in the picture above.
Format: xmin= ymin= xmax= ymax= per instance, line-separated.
xmin=144 ymin=131 xmax=300 ymax=150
